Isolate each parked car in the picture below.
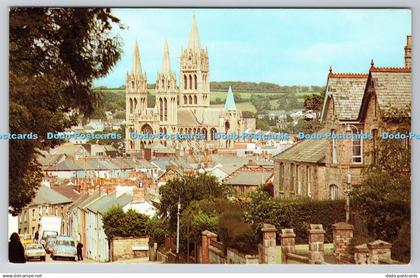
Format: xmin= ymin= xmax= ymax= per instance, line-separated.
xmin=24 ymin=243 xmax=46 ymax=261
xmin=19 ymin=234 xmax=34 ymax=245
xmin=50 ymin=236 xmax=77 ymax=261
xmin=45 ymin=236 xmax=57 ymax=254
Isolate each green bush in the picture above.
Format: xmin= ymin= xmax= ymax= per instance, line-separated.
xmin=245 ymin=189 xmax=345 ymax=243
xmin=102 ymin=205 xmax=149 ymax=239
xmin=218 ymin=210 xmax=259 ymax=254
xmin=391 ymin=222 xmax=410 ymax=263
xmin=351 ymin=169 xmax=410 ymax=262
xmin=145 ymin=217 xmax=169 ymax=246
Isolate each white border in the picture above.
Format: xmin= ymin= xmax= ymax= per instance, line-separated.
xmin=1 ymin=1 xmax=418 ymax=273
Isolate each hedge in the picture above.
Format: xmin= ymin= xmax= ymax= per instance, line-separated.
xmin=245 ymin=192 xmax=346 ymax=243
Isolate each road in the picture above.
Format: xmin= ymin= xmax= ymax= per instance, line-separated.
xmin=27 ymin=254 xmax=160 ymax=264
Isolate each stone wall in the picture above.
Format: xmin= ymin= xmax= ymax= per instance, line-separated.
xmin=209 ymin=240 xmax=226 ymax=264
xmin=111 ymin=236 xmax=149 ymax=261
xmin=226 ymin=247 xmax=259 ymax=264
xmin=354 ymin=240 xmax=392 ymax=264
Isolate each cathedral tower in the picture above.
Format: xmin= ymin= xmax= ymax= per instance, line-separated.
xmin=126 ymin=41 xmax=148 ymax=118
xmin=180 ymin=16 xmax=210 ymax=108
xmin=156 ymin=40 xmax=178 ymax=135
xmin=126 ymin=41 xmax=148 ymax=153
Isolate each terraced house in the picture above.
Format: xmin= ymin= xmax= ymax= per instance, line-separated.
xmin=273 ymin=35 xmax=412 ymax=200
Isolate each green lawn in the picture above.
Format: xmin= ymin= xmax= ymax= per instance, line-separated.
xmin=211 ymin=102 xmax=257 ymax=113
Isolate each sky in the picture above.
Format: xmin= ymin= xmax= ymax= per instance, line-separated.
xmin=94 ymin=8 xmax=411 ymax=87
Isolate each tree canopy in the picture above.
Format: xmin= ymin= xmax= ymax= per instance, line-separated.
xmin=9 ymin=8 xmax=122 ymax=214
xmin=102 ymin=206 xmax=149 ymax=239
xmin=158 ymin=173 xmax=230 ymax=232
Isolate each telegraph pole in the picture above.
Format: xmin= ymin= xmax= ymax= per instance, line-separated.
xmin=176 ymin=197 xmax=181 ymax=262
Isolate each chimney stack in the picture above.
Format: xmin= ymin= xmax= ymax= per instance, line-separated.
xmin=405 ymin=35 xmax=412 ymax=68
xmin=133 ymin=187 xmax=145 ymax=203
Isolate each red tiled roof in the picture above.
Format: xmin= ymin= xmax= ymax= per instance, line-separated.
xmin=328 ymin=73 xmax=368 ymax=79
xmin=370 ymin=66 xmax=411 ymax=73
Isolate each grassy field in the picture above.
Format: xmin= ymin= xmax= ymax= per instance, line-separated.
xmin=96 ymin=88 xmax=318 ymax=114
xmin=211 ymin=102 xmax=257 ymax=113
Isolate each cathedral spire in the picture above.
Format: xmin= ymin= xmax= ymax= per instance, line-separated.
xmin=188 ymin=15 xmax=201 ymax=50
xmin=225 ymin=86 xmax=237 ymax=111
xmin=132 ymin=41 xmax=142 ymax=75
xmin=161 ymin=39 xmax=171 ymax=74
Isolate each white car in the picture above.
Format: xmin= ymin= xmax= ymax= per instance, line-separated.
xmin=50 ymin=236 xmax=77 ymax=261
xmin=24 ymin=243 xmax=46 ymax=261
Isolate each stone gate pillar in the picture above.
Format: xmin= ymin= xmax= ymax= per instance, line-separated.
xmin=367 ymin=240 xmax=392 ymax=264
xmin=201 ymin=230 xmax=217 ymax=264
xmin=260 ymin=224 xmax=277 ymax=264
xmin=354 ymin=243 xmax=369 ymax=264
xmin=308 ymin=224 xmax=325 ymax=264
xmin=280 ymin=228 xmax=296 ymax=263
xmin=332 ymin=222 xmax=354 ymax=263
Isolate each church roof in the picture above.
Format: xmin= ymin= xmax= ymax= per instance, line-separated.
xmin=177 ymin=109 xmax=200 ymax=127
xmin=177 ymin=107 xmax=225 ymax=127
xmin=200 ymin=108 xmax=224 ymax=126
xmin=224 ymin=86 xmax=237 ymax=111
xmin=188 ymin=15 xmax=201 ymax=50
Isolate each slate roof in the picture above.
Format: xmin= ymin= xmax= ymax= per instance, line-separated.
xmin=48 ymin=160 xmax=82 ymax=171
xmin=223 ymin=171 xmax=272 ymax=186
xmin=50 ymin=185 xmax=81 ymax=201
xmin=50 ymin=143 xmax=87 ymax=156
xmin=151 ymin=157 xmax=196 ymax=171
xmin=151 ymin=142 xmax=176 ymax=154
xmin=77 ymin=191 xmax=102 ymax=210
xmin=368 ymin=68 xmax=411 ymax=117
xmin=68 ymin=193 xmax=90 ymax=210
xmin=273 ymin=138 xmax=327 ymax=164
xmin=37 ymin=152 xmax=66 ymax=167
xmin=30 ymin=185 xmax=72 ymax=206
xmin=47 ymin=157 xmax=158 ymax=171
xmin=87 ymin=192 xmax=133 ymax=214
xmin=321 ymin=73 xmax=368 ymax=121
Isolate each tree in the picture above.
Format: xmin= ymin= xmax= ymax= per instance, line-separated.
xmin=102 ymin=206 xmax=149 ymax=239
xmin=145 ymin=217 xmax=169 ymax=246
xmin=9 ymin=8 xmax=122 ymax=214
xmin=158 ymin=173 xmax=230 ymax=232
xmin=304 ymin=92 xmax=324 ymax=119
xmin=218 ymin=210 xmax=259 ymax=254
xmin=350 ymin=118 xmax=411 ymax=262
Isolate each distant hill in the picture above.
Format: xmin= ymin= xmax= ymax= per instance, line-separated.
xmin=92 ymin=82 xmax=324 ymax=118
xmin=210 ymin=81 xmax=323 ymax=94
xmin=95 ymin=81 xmax=324 ymax=94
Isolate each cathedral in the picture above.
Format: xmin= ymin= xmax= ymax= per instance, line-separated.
xmin=125 ymin=16 xmax=249 ymax=155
